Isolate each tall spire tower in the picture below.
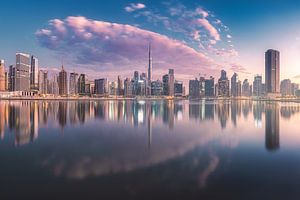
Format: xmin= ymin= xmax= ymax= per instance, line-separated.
xmin=148 ymin=42 xmax=152 ymax=96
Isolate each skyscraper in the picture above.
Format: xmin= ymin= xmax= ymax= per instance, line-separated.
xmin=265 ymin=49 xmax=280 ymax=94
xmin=162 ymin=74 xmax=169 ymax=96
xmin=124 ymin=78 xmax=133 ymax=97
xmin=0 ymin=60 xmax=5 ymax=91
xmin=204 ymin=76 xmax=215 ymax=97
xmin=117 ymin=75 xmax=124 ymax=96
xmin=189 ymin=78 xmax=200 ymax=99
xmin=242 ymin=79 xmax=251 ymax=96
xmin=95 ymin=78 xmax=108 ymax=96
xmin=78 ymin=74 xmax=86 ymax=95
xmin=168 ymin=69 xmax=175 ymax=97
xmin=69 ymin=72 xmax=78 ymax=95
xmin=174 ymin=81 xmax=183 ymax=96
xmin=253 ymin=75 xmax=263 ymax=97
xmin=30 ymin=56 xmax=39 ymax=91
xmin=8 ymin=65 xmax=15 ymax=91
xmin=217 ymin=70 xmax=230 ymax=97
xmin=58 ymin=66 xmax=68 ymax=96
xmin=280 ymin=79 xmax=292 ymax=96
xmin=38 ymin=70 xmax=48 ymax=95
xmin=15 ymin=53 xmax=30 ymax=92
xmin=231 ymin=73 xmax=238 ymax=97
xmin=148 ymin=43 xmax=152 ymax=96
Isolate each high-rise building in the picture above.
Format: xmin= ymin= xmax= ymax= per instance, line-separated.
xmin=189 ymin=78 xmax=200 ymax=99
xmin=124 ymin=78 xmax=133 ymax=97
xmin=0 ymin=60 xmax=5 ymax=91
xmin=49 ymin=74 xmax=59 ymax=95
xmin=162 ymin=74 xmax=169 ymax=96
xmin=69 ymin=72 xmax=78 ymax=95
xmin=231 ymin=73 xmax=239 ymax=97
xmin=204 ymin=76 xmax=214 ymax=97
xmin=38 ymin=70 xmax=48 ymax=95
xmin=291 ymin=83 xmax=299 ymax=96
xmin=133 ymin=71 xmax=139 ymax=95
xmin=237 ymin=80 xmax=242 ymax=96
xmin=30 ymin=56 xmax=39 ymax=91
xmin=242 ymin=79 xmax=251 ymax=96
xmin=265 ymin=49 xmax=280 ymax=94
xmin=253 ymin=75 xmax=263 ymax=97
xmin=15 ymin=53 xmax=30 ymax=91
xmin=58 ymin=66 xmax=68 ymax=96
xmin=174 ymin=81 xmax=183 ymax=96
xmin=168 ymin=69 xmax=175 ymax=96
xmin=117 ymin=76 xmax=124 ymax=96
xmin=217 ymin=70 xmax=230 ymax=97
xmin=151 ymin=80 xmax=163 ymax=96
xmin=109 ymin=81 xmax=117 ymax=96
xmin=280 ymin=79 xmax=292 ymax=96
xmin=94 ymin=78 xmax=108 ymax=96
xmin=78 ymin=74 xmax=86 ymax=95
xmin=8 ymin=65 xmax=15 ymax=91
xmin=199 ymin=77 xmax=205 ymax=97
xmin=148 ymin=43 xmax=152 ymax=96
xmin=4 ymin=71 xmax=8 ymax=91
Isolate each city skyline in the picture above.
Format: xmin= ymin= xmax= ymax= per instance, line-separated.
xmin=1 ymin=48 xmax=300 ymax=98
xmin=2 ymin=0 xmax=300 ymax=85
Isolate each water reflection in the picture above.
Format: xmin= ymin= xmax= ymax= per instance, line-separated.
xmin=0 ymin=100 xmax=298 ymax=151
xmin=2 ymin=100 xmax=300 ymax=200
xmin=265 ymin=103 xmax=280 ymax=151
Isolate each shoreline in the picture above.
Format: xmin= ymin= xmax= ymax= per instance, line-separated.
xmin=0 ymin=96 xmax=300 ymax=103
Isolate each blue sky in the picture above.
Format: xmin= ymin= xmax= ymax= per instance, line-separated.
xmin=2 ymin=0 xmax=300 ymax=83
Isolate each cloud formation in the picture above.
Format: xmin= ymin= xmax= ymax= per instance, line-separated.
xmin=124 ymin=3 xmax=146 ymax=12
xmin=131 ymin=2 xmax=236 ymax=57
xmin=36 ymin=16 xmax=219 ymax=80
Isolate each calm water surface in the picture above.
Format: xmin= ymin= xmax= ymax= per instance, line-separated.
xmin=0 ymin=100 xmax=299 ymax=200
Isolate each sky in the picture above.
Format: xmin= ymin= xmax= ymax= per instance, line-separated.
xmin=2 ymin=0 xmax=300 ymax=85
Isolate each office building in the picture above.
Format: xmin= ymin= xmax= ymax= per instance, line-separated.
xmin=280 ymin=79 xmax=292 ymax=96
xmin=242 ymin=79 xmax=251 ymax=96
xmin=58 ymin=66 xmax=68 ymax=96
xmin=174 ymin=80 xmax=183 ymax=96
xmin=78 ymin=74 xmax=86 ymax=95
xmin=69 ymin=72 xmax=78 ymax=95
xmin=162 ymin=74 xmax=169 ymax=96
xmin=38 ymin=70 xmax=48 ymax=94
xmin=231 ymin=73 xmax=238 ymax=97
xmin=8 ymin=65 xmax=15 ymax=91
xmin=124 ymin=78 xmax=134 ymax=97
xmin=0 ymin=60 xmax=5 ymax=91
xmin=151 ymin=80 xmax=163 ymax=96
xmin=148 ymin=43 xmax=152 ymax=96
xmin=168 ymin=69 xmax=175 ymax=96
xmin=189 ymin=78 xmax=200 ymax=99
xmin=217 ymin=70 xmax=230 ymax=97
xmin=253 ymin=75 xmax=263 ymax=97
xmin=117 ymin=76 xmax=124 ymax=96
xmin=30 ymin=56 xmax=39 ymax=91
xmin=205 ymin=76 xmax=214 ymax=97
xmin=265 ymin=49 xmax=280 ymax=94
xmin=95 ymin=78 xmax=108 ymax=96
xmin=15 ymin=53 xmax=30 ymax=91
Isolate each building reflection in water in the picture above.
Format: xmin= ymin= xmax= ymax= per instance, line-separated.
xmin=265 ymin=103 xmax=280 ymax=151
xmin=0 ymin=100 xmax=299 ymax=149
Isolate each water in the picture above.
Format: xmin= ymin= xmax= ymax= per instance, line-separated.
xmin=0 ymin=100 xmax=299 ymax=199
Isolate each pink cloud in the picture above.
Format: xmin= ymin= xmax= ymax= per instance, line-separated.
xmin=36 ymin=16 xmax=220 ymax=82
xmin=197 ymin=18 xmax=220 ymax=41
